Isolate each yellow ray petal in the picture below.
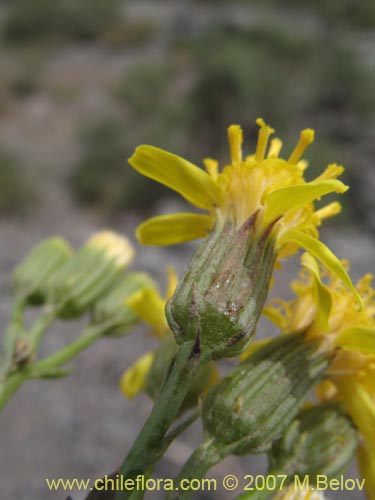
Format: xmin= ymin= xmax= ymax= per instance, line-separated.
xmin=126 ymin=287 xmax=167 ymax=338
xmin=136 ymin=213 xmax=212 ymax=245
xmin=119 ymin=352 xmax=154 ymax=399
xmin=263 ymin=299 xmax=289 ymax=331
xmin=264 ymin=180 xmax=348 ymax=225
xmin=279 ymin=230 xmax=363 ymax=308
xmin=166 ymin=266 xmax=178 ymax=300
xmin=335 ymin=377 xmax=375 ymax=446
xmin=301 ymin=253 xmax=332 ymax=333
xmin=335 ymin=327 xmax=375 ymax=355
xmin=129 ymin=145 xmax=222 ymax=209
xmin=357 ymin=441 xmax=375 ymax=500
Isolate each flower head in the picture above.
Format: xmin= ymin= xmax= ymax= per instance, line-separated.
xmin=129 ymin=119 xmax=359 ymax=304
xmin=264 ymin=253 xmax=373 ymax=349
xmin=129 ymin=119 xmax=345 ymax=254
xmin=264 ymin=254 xmax=375 ymax=496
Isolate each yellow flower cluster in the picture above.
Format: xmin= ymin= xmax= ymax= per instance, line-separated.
xmin=263 ymin=254 xmax=375 ymax=498
xmin=129 ymin=119 xmax=344 ymax=252
xmin=121 ymin=119 xmax=373 ymax=498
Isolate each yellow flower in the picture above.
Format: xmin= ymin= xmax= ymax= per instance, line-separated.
xmin=263 ymin=254 xmax=375 ymax=497
xmin=318 ymin=351 xmax=375 ymax=500
xmin=128 ymin=119 xmax=354 ymax=287
xmin=125 ymin=265 xmax=177 ymax=339
xmin=88 ymin=230 xmax=135 ymax=269
xmin=264 ymin=253 xmax=373 ymax=348
xmin=358 ymin=440 xmax=375 ymax=500
xmin=119 ymin=267 xmax=177 ymax=399
xmin=119 ymin=352 xmax=154 ymax=399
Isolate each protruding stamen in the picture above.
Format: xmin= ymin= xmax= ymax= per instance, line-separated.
xmin=297 ymin=159 xmax=309 ymax=171
xmin=227 ymin=125 xmax=243 ymax=164
xmin=315 ymin=202 xmax=342 ymax=221
xmin=314 ymin=163 xmax=345 ymax=181
xmin=203 ymin=158 xmax=219 ymax=180
xmin=255 ymin=118 xmax=275 ymax=162
xmin=267 ymin=137 xmax=282 ymax=158
xmin=288 ymin=128 xmax=315 ymax=164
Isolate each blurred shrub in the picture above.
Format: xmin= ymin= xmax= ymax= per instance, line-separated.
xmin=1 ymin=0 xmax=123 ymax=43
xmin=0 ymin=78 xmax=10 ymax=113
xmin=8 ymin=68 xmax=40 ymax=99
xmin=102 ymin=19 xmax=159 ymax=47
xmin=69 ymin=118 xmax=126 ymax=210
xmin=114 ymin=59 xmax=193 ymax=150
xmin=313 ymin=43 xmax=374 ymax=127
xmin=186 ymin=26 xmax=315 ymax=156
xmin=63 ymin=0 xmax=124 ymax=41
xmin=195 ymin=0 xmax=375 ymax=29
xmin=114 ymin=62 xmax=173 ymax=116
xmin=185 ymin=24 xmax=373 ymax=155
xmin=0 ymin=151 xmax=33 ymax=214
xmin=279 ymin=0 xmax=375 ymax=29
xmin=68 ymin=117 xmax=172 ymax=213
xmin=69 ymin=58 xmax=196 ymax=213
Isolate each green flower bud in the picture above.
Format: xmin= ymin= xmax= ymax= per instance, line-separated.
xmin=47 ymin=231 xmax=135 ymax=318
xmin=91 ymin=272 xmax=154 ymax=335
xmin=202 ymin=332 xmax=330 ymax=455
xmin=166 ymin=213 xmax=276 ymax=359
xmin=269 ymin=403 xmax=358 ymax=482
xmin=13 ymin=237 xmax=73 ymax=305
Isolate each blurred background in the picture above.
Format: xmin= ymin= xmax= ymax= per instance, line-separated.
xmin=0 ymin=1 xmax=374 ymax=499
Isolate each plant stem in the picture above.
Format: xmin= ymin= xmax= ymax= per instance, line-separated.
xmin=0 ymin=322 xmax=108 ymax=411
xmin=0 ymin=305 xmax=55 ymax=410
xmin=167 ymin=437 xmax=221 ymax=500
xmin=114 ymin=341 xmax=208 ymax=500
xmin=164 ymin=408 xmax=201 ymax=448
xmin=32 ymin=324 xmax=105 ymax=372
xmin=0 ymin=298 xmax=26 ymax=375
xmin=29 ymin=307 xmax=57 ymax=350
xmin=0 ymin=370 xmax=30 ymax=411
